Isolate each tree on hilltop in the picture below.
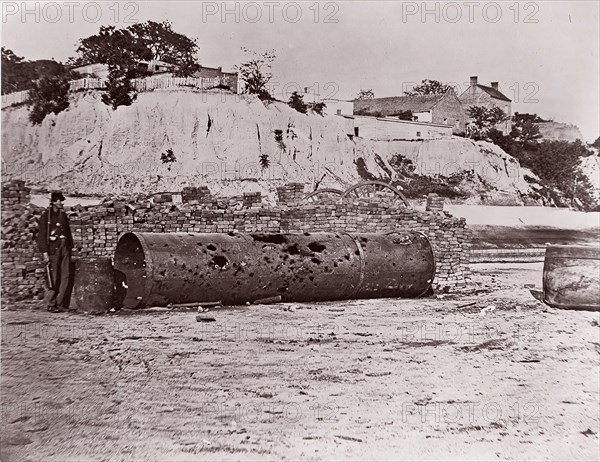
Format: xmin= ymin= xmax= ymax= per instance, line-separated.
xmin=404 ymin=79 xmax=453 ymax=96
xmin=127 ymin=21 xmax=199 ymax=76
xmin=28 ymin=74 xmax=71 ymax=124
xmin=2 ymin=47 xmax=31 ymax=94
xmin=234 ymin=48 xmax=276 ymax=100
xmin=465 ymin=105 xmax=509 ymax=140
xmin=72 ymin=21 xmax=200 ymax=109
xmin=356 ymin=89 xmax=375 ymax=100
xmin=2 ymin=47 xmax=69 ymax=94
xmin=72 ymin=21 xmax=199 ymax=76
xmin=73 ymin=26 xmax=147 ymax=70
xmin=288 ymin=91 xmax=307 ymax=114
xmin=74 ymin=26 xmax=144 ymax=110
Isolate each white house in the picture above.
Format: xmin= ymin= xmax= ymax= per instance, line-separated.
xmin=321 ymin=98 xmax=354 ymax=116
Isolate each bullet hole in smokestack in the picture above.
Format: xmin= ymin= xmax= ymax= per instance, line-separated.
xmin=308 ymin=242 xmax=326 ymax=253
xmin=210 ymin=255 xmax=229 ymax=269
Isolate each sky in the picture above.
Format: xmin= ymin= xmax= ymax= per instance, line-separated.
xmin=1 ymin=1 xmax=599 ymax=141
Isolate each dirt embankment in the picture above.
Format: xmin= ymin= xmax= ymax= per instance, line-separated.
xmin=2 ymin=90 xmax=537 ymax=203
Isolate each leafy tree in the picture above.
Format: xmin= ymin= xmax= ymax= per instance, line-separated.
xmin=2 ymin=48 xmax=31 ymax=93
xmin=28 ymin=74 xmax=71 ymax=124
xmin=311 ymin=101 xmax=326 ymax=116
xmin=591 ymin=136 xmax=600 ymax=149
xmin=356 ymin=89 xmax=375 ymax=100
xmin=74 ymin=26 xmax=147 ymax=109
xmin=259 ymin=153 xmax=270 ymax=170
xmin=160 ymin=148 xmax=176 ymax=171
xmin=2 ymin=47 xmax=69 ymax=94
xmin=288 ymin=91 xmax=307 ymax=114
xmin=404 ymin=79 xmax=453 ymax=96
xmin=234 ymin=48 xmax=276 ymax=100
xmin=484 ymin=111 xmax=595 ymax=209
xmin=101 ymin=66 xmax=137 ymax=110
xmin=465 ymin=106 xmax=509 ymax=140
xmin=73 ymin=22 xmax=198 ymax=75
xmin=525 ymin=140 xmax=595 ymax=207
xmin=273 ymin=129 xmax=285 ymax=151
xmin=512 ymin=112 xmax=546 ymax=124
xmin=510 ymin=119 xmax=542 ymax=147
xmin=73 ymin=26 xmax=147 ymax=70
xmin=127 ymin=20 xmax=199 ymax=76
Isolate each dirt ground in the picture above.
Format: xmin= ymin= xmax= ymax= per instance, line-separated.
xmin=1 ymin=262 xmax=599 ymax=461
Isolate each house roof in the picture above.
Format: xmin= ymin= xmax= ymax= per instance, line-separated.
xmin=191 ymin=66 xmax=237 ymax=78
xmin=138 ymin=59 xmax=177 ymax=68
xmin=353 ymin=94 xmax=445 ymax=116
xmin=475 ymin=84 xmax=511 ymax=102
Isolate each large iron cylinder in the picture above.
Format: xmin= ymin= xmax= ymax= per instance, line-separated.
xmin=543 ymin=245 xmax=600 ymax=311
xmin=114 ymin=232 xmax=435 ymax=308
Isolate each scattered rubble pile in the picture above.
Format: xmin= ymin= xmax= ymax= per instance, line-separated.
xmin=1 ymin=180 xmax=471 ymax=302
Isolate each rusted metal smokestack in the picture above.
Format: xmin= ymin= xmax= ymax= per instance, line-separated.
xmin=114 ymin=232 xmax=435 ymax=308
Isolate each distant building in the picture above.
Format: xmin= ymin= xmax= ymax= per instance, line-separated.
xmin=458 ymin=76 xmax=512 ymax=134
xmin=353 ymin=91 xmax=465 ymax=133
xmin=136 ymin=59 xmax=177 ymax=74
xmin=71 ymin=60 xmax=176 ymax=78
xmin=321 ymin=98 xmax=354 ymax=116
xmin=344 ymin=115 xmax=453 ymax=141
xmin=191 ymin=66 xmax=238 ymax=93
xmin=70 ymin=62 xmax=110 ymax=79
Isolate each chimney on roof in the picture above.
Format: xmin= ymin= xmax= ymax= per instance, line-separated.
xmin=491 ymin=82 xmax=499 ymax=90
xmin=470 ymin=76 xmax=478 ymax=86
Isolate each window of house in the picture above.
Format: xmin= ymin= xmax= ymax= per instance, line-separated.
xmin=416 ymin=131 xmax=421 ymax=137
xmin=354 ymin=127 xmax=360 ymax=137
xmin=337 ymin=109 xmax=341 ymax=115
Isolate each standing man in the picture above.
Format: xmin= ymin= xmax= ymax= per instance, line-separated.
xmin=37 ymin=191 xmax=74 ymax=313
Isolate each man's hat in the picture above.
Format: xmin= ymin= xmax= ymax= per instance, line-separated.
xmin=50 ymin=191 xmax=65 ymax=203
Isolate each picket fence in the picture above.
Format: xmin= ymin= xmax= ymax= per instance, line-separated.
xmin=2 ymin=76 xmax=235 ymax=109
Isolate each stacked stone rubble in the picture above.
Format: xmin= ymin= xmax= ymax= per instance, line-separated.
xmin=182 ymin=186 xmax=211 ymax=203
xmin=2 ymin=180 xmax=31 ymax=207
xmin=1 ymin=180 xmax=44 ymax=300
xmin=276 ymin=183 xmax=305 ymax=205
xmin=426 ymin=193 xmax=445 ymax=213
xmin=1 ymin=180 xmax=471 ymax=301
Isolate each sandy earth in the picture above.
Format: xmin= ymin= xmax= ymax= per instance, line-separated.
xmin=1 ymin=262 xmax=599 ymax=461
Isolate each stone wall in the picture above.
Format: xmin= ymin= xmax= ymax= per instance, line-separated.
xmin=1 ymin=180 xmax=471 ymax=302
